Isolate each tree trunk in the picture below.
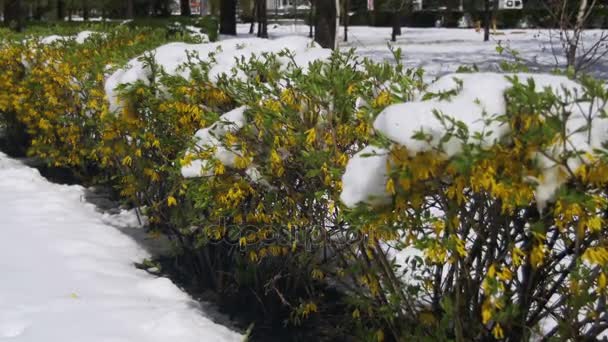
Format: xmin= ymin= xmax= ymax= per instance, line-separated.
xmin=219 ymin=0 xmax=236 ymax=35
xmin=126 ymin=0 xmax=134 ymax=19
xmin=483 ymin=0 xmax=490 ymax=41
xmin=163 ymin=0 xmax=171 ymax=16
xmin=309 ymin=1 xmax=314 ymax=38
xmin=4 ymin=0 xmax=24 ymax=31
xmin=566 ymin=0 xmax=590 ymax=70
xmin=391 ymin=11 xmax=401 ymax=42
xmin=180 ymin=0 xmax=191 ymax=16
xmin=343 ymin=0 xmax=349 ymax=42
xmin=57 ymin=0 xmax=65 ymax=21
xmin=258 ymin=0 xmax=267 ymax=38
xmin=314 ymin=0 xmax=337 ymax=49
xmin=248 ymin=0 xmax=256 ymax=34
xmin=33 ymin=0 xmax=43 ymax=20
xmin=82 ymin=0 xmax=89 ymax=20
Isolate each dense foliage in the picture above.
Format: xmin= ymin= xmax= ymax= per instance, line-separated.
xmin=1 ymin=25 xmax=608 ymax=341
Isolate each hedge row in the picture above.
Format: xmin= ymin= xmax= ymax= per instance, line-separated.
xmin=2 ymin=26 xmax=608 ymax=340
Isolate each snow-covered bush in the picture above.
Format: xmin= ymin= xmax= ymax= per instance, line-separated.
xmin=0 ymin=27 xmax=191 ymax=169
xmin=342 ymin=73 xmax=608 ymax=340
xmin=3 ymin=26 xmax=608 ymax=340
xmin=109 ymin=46 xmax=426 ymax=338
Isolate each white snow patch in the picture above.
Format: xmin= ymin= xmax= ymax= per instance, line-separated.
xmin=40 ymin=30 xmax=105 ymax=45
xmin=101 ymin=208 xmax=146 ymax=229
xmin=343 ymin=72 xmax=608 ymax=210
xmin=181 ymin=106 xmax=247 ymax=178
xmin=340 ymin=146 xmax=391 ymax=208
xmin=105 ymin=36 xmax=330 ymax=112
xmin=0 ymin=152 xmax=241 ymax=342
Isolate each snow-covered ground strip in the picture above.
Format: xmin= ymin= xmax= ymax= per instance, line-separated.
xmin=237 ymin=24 xmax=608 ymax=79
xmin=0 ymin=153 xmax=241 ymax=342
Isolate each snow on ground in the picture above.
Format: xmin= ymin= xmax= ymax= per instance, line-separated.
xmin=237 ymin=24 xmax=608 ymax=79
xmin=0 ymin=153 xmax=241 ymax=342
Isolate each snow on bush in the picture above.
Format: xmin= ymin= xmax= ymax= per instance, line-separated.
xmin=40 ymin=30 xmax=105 ymax=45
xmin=339 ymin=145 xmax=391 ymax=208
xmin=181 ymin=106 xmax=247 ymax=178
xmin=105 ymin=36 xmax=331 ymax=112
xmin=342 ymin=72 xmax=608 ymax=210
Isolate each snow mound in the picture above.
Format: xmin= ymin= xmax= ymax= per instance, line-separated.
xmin=105 ymin=36 xmax=331 ymax=112
xmin=40 ymin=30 xmax=105 ymax=45
xmin=0 ymin=152 xmax=241 ymax=342
xmin=181 ymin=106 xmax=247 ymax=178
xmin=343 ymin=73 xmax=607 ymax=210
xmin=340 ymin=146 xmax=391 ymax=208
xmin=374 ymin=73 xmax=582 ymax=156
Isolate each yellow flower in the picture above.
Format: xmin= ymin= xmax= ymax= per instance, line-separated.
xmin=512 ymin=247 xmax=525 ymax=266
xmin=583 ymin=247 xmax=608 ymax=265
xmin=373 ymin=91 xmax=391 ymax=108
xmin=531 ymin=244 xmax=546 ymax=268
xmin=481 ymin=300 xmax=492 ymax=324
xmin=492 ymin=324 xmax=504 ymax=339
xmin=167 ymin=196 xmax=177 ymax=207
xmin=214 ymin=162 xmax=225 ymax=175
xmin=598 ymin=273 xmax=607 ymax=292
xmin=497 ymin=267 xmax=512 ymax=281
xmin=121 ymin=156 xmax=132 ymax=167
xmin=386 ymin=178 xmax=396 ymax=195
xmin=586 ymin=216 xmax=603 ymax=233
xmin=305 ymin=128 xmax=316 ymax=146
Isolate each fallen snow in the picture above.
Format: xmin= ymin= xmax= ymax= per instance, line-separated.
xmin=374 ymin=72 xmax=581 ymax=156
xmin=0 ymin=153 xmax=241 ymax=341
xmin=342 ymin=72 xmax=607 ymax=210
xmin=237 ymin=24 xmax=608 ymax=79
xmin=40 ymin=30 xmax=105 ymax=45
xmin=340 ymin=145 xmax=391 ymax=208
xmin=105 ymin=36 xmax=331 ymax=112
xmin=181 ymin=106 xmax=248 ymax=178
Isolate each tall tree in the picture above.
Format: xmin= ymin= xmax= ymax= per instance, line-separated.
xmin=541 ymin=0 xmax=607 ymax=72
xmin=57 ymin=0 xmax=65 ymax=20
xmin=126 ymin=0 xmax=134 ymax=18
xmin=247 ymin=0 xmax=256 ymax=34
xmin=33 ymin=0 xmax=45 ymax=20
xmin=4 ymin=0 xmax=24 ymax=31
xmin=219 ymin=0 xmax=236 ymax=35
xmin=343 ymin=0 xmax=349 ymax=42
xmin=313 ymin=0 xmax=337 ymax=49
xmin=82 ymin=0 xmax=89 ymax=20
xmin=256 ymin=0 xmax=267 ymax=38
xmin=483 ymin=0 xmax=493 ymax=41
xmin=180 ymin=0 xmax=191 ymax=16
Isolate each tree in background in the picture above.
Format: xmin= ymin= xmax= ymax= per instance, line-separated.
xmin=382 ymin=0 xmax=409 ymax=41
xmin=56 ymin=0 xmax=65 ymax=20
xmin=256 ymin=0 xmax=268 ymax=38
xmin=483 ymin=0 xmax=496 ymax=41
xmin=220 ymin=0 xmax=236 ymax=35
xmin=3 ymin=0 xmax=25 ymax=31
xmin=313 ymin=0 xmax=337 ymax=48
xmin=180 ymin=0 xmax=190 ymax=16
xmin=544 ymin=0 xmax=608 ymax=73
